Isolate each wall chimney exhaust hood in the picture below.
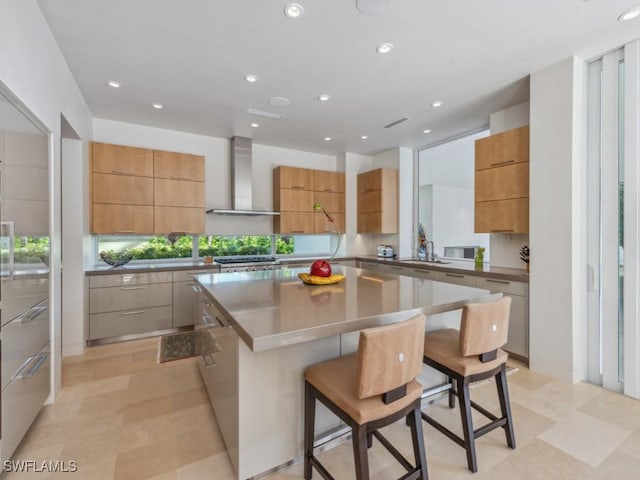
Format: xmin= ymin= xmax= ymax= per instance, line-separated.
xmin=206 ymin=136 xmax=280 ymax=216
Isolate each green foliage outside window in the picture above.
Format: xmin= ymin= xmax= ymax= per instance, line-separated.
xmin=129 ymin=236 xmax=192 ymax=259
xmin=1 ymin=237 xmax=50 ymax=264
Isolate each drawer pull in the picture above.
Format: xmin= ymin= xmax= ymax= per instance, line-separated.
xmin=485 ymin=279 xmax=510 ymax=285
xmin=290 ymin=230 xmax=305 ymax=233
xmin=290 ymin=185 xmax=305 ymax=190
xmin=191 ymin=285 xmax=202 ymax=292
xmin=170 ymin=175 xmax=193 ymax=181
xmin=215 ymin=316 xmax=229 ymax=328
xmin=413 ymin=269 xmax=433 ymax=274
xmin=18 ymin=354 xmax=47 ymax=380
xmin=113 ymin=230 xmax=136 ymax=234
xmin=490 ymin=229 xmax=514 ymax=233
xmin=121 ymin=286 xmax=145 ymax=291
xmin=445 ymin=273 xmax=465 ymax=278
xmin=202 ymin=354 xmax=216 ymax=368
xmin=490 ymin=160 xmax=516 ymax=167
xmin=202 ymin=315 xmax=212 ymax=325
xmin=120 ymin=310 xmax=145 ymax=316
xmin=111 ymin=170 xmax=135 ymax=176
xmin=323 ymin=188 xmax=336 ymax=192
xmin=391 ymin=266 xmax=403 ymax=270
xmin=18 ymin=306 xmax=47 ymax=324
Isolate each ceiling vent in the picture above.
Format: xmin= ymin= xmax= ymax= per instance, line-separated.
xmin=247 ymin=108 xmax=284 ymax=119
xmin=383 ymin=116 xmax=409 ymax=129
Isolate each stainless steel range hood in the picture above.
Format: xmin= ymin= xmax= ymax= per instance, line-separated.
xmin=206 ymin=136 xmax=280 ymax=216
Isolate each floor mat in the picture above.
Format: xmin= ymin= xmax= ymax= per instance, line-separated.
xmin=158 ymin=330 xmax=202 ymax=363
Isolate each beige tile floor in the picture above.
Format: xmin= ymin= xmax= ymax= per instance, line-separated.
xmin=5 ymin=338 xmax=640 ymax=479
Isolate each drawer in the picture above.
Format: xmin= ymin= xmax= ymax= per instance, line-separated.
xmin=436 ymin=271 xmax=477 ymax=288
xmin=89 ymin=271 xmax=172 ymax=288
xmin=1 ymin=343 xmax=50 ymax=464
xmin=475 ymin=277 xmax=526 ymax=296
xmin=89 ymin=306 xmax=173 ymax=339
xmin=1 ymin=299 xmax=49 ymax=390
xmin=172 ymin=269 xmax=219 ymax=283
xmin=407 ymin=268 xmax=438 ymax=280
xmin=1 ymin=277 xmax=49 ymax=327
xmin=89 ymin=282 xmax=172 ymax=314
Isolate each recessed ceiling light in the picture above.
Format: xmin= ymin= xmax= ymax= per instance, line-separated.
xmin=361 ymin=135 xmax=368 ymax=140
xmin=431 ymin=101 xmax=444 ymax=108
xmin=269 ymin=96 xmax=290 ymax=107
xmin=251 ymin=123 xmax=259 ymax=128
xmin=151 ymin=103 xmax=163 ymax=109
xmin=619 ymin=7 xmax=640 ymax=21
xmin=376 ymin=43 xmax=394 ymax=54
xmin=284 ymin=3 xmax=304 ymax=18
xmin=107 ymin=80 xmax=121 ymax=88
xmin=318 ymin=94 xmax=331 ymax=102
xmin=244 ymin=74 xmax=259 ymax=83
xmin=423 ymin=129 xmax=431 ymax=134
xmin=324 ymin=137 xmax=332 ymax=141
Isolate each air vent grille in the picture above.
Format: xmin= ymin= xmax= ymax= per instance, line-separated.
xmin=383 ymin=117 xmax=409 ymax=129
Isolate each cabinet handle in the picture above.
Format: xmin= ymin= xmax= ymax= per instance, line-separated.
xmin=170 ymin=175 xmax=193 ymax=181
xmin=491 ymin=160 xmax=515 ymax=167
xmin=413 ymin=269 xmax=433 ymax=274
xmin=202 ymin=315 xmax=212 ymax=325
xmin=121 ymin=286 xmax=144 ymax=291
xmin=17 ymin=354 xmax=47 ymax=380
xmin=363 ymin=189 xmax=375 ymax=193
xmin=484 ymin=279 xmax=510 ymax=285
xmin=323 ymin=188 xmax=336 ymax=192
xmin=290 ymin=186 xmax=305 ymax=190
xmin=113 ymin=230 xmax=136 ymax=234
xmin=202 ymin=354 xmax=216 ymax=368
xmin=120 ymin=310 xmax=145 ymax=316
xmin=290 ymin=230 xmax=305 ymax=233
xmin=215 ymin=316 xmax=229 ymax=328
xmin=490 ymin=229 xmax=515 ymax=233
xmin=111 ymin=170 xmax=135 ymax=176
xmin=391 ymin=266 xmax=403 ymax=270
xmin=192 ymin=285 xmax=202 ymax=293
xmin=18 ymin=306 xmax=47 ymax=324
xmin=445 ymin=273 xmax=465 ymax=278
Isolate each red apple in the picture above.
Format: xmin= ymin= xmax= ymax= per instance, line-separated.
xmin=310 ymin=259 xmax=332 ymax=277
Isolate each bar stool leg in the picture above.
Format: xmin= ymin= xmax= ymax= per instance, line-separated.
xmin=457 ymin=378 xmax=478 ymax=473
xmin=352 ymin=423 xmax=370 ymax=480
xmin=496 ymin=365 xmax=516 ymax=449
xmin=448 ymin=376 xmax=455 ymax=408
xmin=304 ymin=382 xmax=316 ymax=480
xmin=408 ymin=405 xmax=429 ymax=480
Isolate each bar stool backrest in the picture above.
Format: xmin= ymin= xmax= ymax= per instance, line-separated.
xmin=356 ymin=314 xmax=426 ymax=400
xmin=459 ymin=297 xmax=511 ymax=357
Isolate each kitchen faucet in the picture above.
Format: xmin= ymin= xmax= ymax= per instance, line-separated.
xmin=425 ymin=241 xmax=435 ymax=261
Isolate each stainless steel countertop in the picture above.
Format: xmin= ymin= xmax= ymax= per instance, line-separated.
xmin=194 ymin=265 xmax=500 ymax=352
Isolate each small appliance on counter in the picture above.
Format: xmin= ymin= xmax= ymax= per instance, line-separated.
xmin=377 ymin=245 xmax=394 ymax=258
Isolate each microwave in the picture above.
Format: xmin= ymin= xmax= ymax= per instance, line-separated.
xmin=443 ymin=246 xmax=479 ymax=260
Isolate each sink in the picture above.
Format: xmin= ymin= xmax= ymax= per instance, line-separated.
xmin=403 ymin=259 xmax=451 ymax=265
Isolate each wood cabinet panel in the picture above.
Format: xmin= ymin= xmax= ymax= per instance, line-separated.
xmin=153 ymin=150 xmax=205 ymax=181
xmin=356 ymin=168 xmax=397 ymax=233
xmin=274 ymin=213 xmax=314 ymax=234
xmin=154 ymin=206 xmax=205 ymax=234
xmin=314 ymin=213 xmax=345 ymax=233
xmin=475 ymin=162 xmax=529 ymax=202
xmin=276 ymin=189 xmax=314 ymax=212
xmin=475 ymin=125 xmax=529 ymax=171
xmin=92 ymin=204 xmax=154 ymax=234
xmin=475 ymin=198 xmax=529 ymax=233
xmin=274 ymin=166 xmax=314 ymax=190
xmin=357 ymin=213 xmax=381 ymax=233
xmin=92 ymin=173 xmax=153 ymax=205
xmin=313 ymin=191 xmax=344 ymax=213
xmin=92 ymin=142 xmax=153 ymax=176
xmin=357 ymin=169 xmax=382 ymax=194
xmin=154 ymin=178 xmax=205 ymax=207
xmin=313 ymin=170 xmax=345 ymax=193
xmin=357 ymin=191 xmax=382 ymax=214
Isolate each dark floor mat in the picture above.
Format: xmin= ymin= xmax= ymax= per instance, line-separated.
xmin=158 ymin=330 xmax=202 ymax=363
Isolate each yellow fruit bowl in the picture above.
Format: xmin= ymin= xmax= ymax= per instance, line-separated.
xmin=298 ymin=273 xmax=345 ymax=285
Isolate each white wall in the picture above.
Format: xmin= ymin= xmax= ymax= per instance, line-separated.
xmin=529 ymin=57 xmax=586 ymax=383
xmin=0 ymin=0 xmax=93 ymax=398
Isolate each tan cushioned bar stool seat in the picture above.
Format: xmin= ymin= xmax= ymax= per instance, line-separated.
xmin=423 ymin=328 xmax=508 ymax=377
xmin=305 ymin=353 xmax=424 ymax=425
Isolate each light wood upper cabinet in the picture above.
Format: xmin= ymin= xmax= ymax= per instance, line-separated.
xmin=276 ymin=189 xmax=314 ymax=213
xmin=92 ymin=142 xmax=153 ymax=177
xmin=357 ymin=168 xmax=398 ymax=234
xmin=153 ymin=150 xmax=205 ymax=181
xmin=154 ymin=206 xmax=204 ymax=234
xmin=92 ymin=173 xmax=153 ymax=205
xmin=92 ymin=204 xmax=154 ymax=234
xmin=154 ymin=178 xmax=205 ymax=208
xmin=474 ymin=126 xmax=529 ymax=234
xmin=475 ymin=125 xmax=529 ymax=171
xmin=273 ymin=213 xmax=314 ymax=234
xmin=276 ymin=166 xmax=314 ymax=190
xmin=314 ymin=170 xmax=345 ymax=193
xmin=315 ymin=213 xmax=345 ymax=233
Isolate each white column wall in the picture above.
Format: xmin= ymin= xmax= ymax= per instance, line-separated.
xmin=0 ymin=0 xmax=93 ymax=398
xmin=529 ymin=57 xmax=587 ymax=383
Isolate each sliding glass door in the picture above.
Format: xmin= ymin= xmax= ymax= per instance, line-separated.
xmin=587 ymin=41 xmax=640 ymax=398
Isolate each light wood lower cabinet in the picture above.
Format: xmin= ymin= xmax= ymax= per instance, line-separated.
xmin=92 ymin=204 xmax=154 ymax=234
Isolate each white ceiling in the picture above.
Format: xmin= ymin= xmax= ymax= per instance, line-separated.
xmin=37 ymin=0 xmax=640 ymax=156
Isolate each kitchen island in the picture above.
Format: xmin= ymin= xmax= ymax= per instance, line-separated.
xmin=194 ymin=265 xmax=500 ymax=479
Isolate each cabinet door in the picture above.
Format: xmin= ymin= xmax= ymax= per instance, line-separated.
xmin=314 ymin=170 xmax=344 ymax=193
xmin=93 ymin=173 xmax=153 ymax=205
xmin=357 ymin=191 xmax=382 ymax=214
xmin=92 ymin=204 xmax=154 ymax=234
xmin=173 ymin=281 xmax=199 ymax=327
xmin=314 ymin=192 xmax=344 ymax=213
xmin=277 ymin=189 xmax=314 ymax=212
xmin=475 ymin=125 xmax=529 ymax=171
xmin=92 ymin=142 xmax=153 ymax=177
xmin=154 ymin=178 xmax=205 ymax=207
xmin=275 ymin=166 xmax=313 ymax=190
xmin=406 ymin=268 xmax=438 ymax=281
xmin=154 ymin=206 xmax=205 ymax=234
xmin=153 ymin=150 xmax=205 ymax=181
xmin=475 ymin=162 xmax=529 ymax=202
xmin=89 ymin=306 xmax=173 ymax=339
xmin=314 ymin=212 xmax=345 ymax=233
xmin=357 ymin=169 xmax=381 ymax=194
xmin=475 ymin=198 xmax=529 ymax=233
xmin=275 ymin=213 xmax=314 ymax=234
xmin=436 ymin=271 xmax=477 ymax=287
xmin=357 ymin=213 xmax=381 ymax=233
xmin=89 ymin=282 xmax=172 ymax=314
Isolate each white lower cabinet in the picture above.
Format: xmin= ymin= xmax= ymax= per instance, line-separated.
xmin=436 ymin=271 xmax=477 ymax=288
xmin=173 ymin=269 xmax=219 ymax=328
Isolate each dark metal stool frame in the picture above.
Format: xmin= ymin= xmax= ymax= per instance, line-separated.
xmin=420 ymin=357 xmax=516 ymax=473
xmin=304 ymin=380 xmax=428 ymax=480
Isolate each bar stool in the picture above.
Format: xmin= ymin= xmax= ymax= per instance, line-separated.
xmin=304 ymin=314 xmax=429 ymax=480
xmin=421 ymin=297 xmax=515 ymax=473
